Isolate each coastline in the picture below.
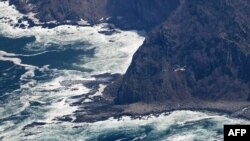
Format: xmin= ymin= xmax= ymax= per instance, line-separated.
xmin=60 ymin=73 xmax=250 ymax=123
xmin=67 ymin=85 xmax=250 ymax=123
xmin=116 ymin=102 xmax=250 ymax=121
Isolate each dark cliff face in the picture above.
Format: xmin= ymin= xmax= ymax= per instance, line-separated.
xmin=9 ymin=0 xmax=250 ymax=105
xmin=9 ymin=0 xmax=180 ymax=30
xmin=114 ymin=0 xmax=250 ymax=104
xmin=107 ymin=0 xmax=180 ymax=29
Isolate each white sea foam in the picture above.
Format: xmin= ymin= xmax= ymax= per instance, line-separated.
xmin=86 ymin=111 xmax=217 ymax=129
xmin=45 ymin=97 xmax=78 ymax=123
xmin=80 ymin=111 xmax=248 ymax=141
xmin=0 ymin=0 xmax=144 ymax=124
xmin=0 ymin=50 xmax=38 ymax=81
xmin=89 ymin=84 xmax=106 ymax=98
xmin=0 ymin=95 xmax=31 ymax=121
xmin=79 ymin=29 xmax=145 ymax=74
xmin=22 ymin=71 xmax=92 ymax=122
xmin=0 ymin=0 xmax=144 ymax=126
xmin=0 ymin=1 xmax=145 ymax=74
xmin=1 ymin=110 xmax=246 ymax=141
xmin=166 ymin=134 xmax=196 ymax=141
xmin=82 ymin=98 xmax=93 ymax=103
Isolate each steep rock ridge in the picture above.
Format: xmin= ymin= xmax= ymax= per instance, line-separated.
xmin=114 ymin=0 xmax=250 ymax=104
xmin=8 ymin=0 xmax=180 ymax=29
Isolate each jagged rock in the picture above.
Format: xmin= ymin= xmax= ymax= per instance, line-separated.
xmin=114 ymin=0 xmax=250 ymax=104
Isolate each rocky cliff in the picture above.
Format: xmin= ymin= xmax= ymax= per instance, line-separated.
xmin=114 ymin=0 xmax=250 ymax=104
xmin=9 ymin=0 xmax=180 ymax=30
xmin=107 ymin=0 xmax=180 ymax=29
xmin=8 ymin=0 xmax=250 ymax=106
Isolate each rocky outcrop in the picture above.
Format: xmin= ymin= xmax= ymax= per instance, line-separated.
xmin=9 ymin=0 xmax=180 ymax=30
xmin=8 ymin=0 xmax=250 ymax=106
xmin=114 ymin=0 xmax=250 ymax=104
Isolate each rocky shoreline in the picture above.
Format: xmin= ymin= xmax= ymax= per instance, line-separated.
xmin=52 ymin=71 xmax=250 ymax=123
xmin=117 ymin=101 xmax=250 ymax=120
xmin=5 ymin=0 xmax=250 ymax=125
xmin=20 ymin=72 xmax=250 ymax=126
xmin=72 ymin=98 xmax=250 ymax=123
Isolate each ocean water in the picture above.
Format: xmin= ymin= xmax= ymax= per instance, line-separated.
xmin=0 ymin=1 xmax=248 ymax=141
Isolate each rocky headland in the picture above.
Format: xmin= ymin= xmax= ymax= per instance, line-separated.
xmin=7 ymin=0 xmax=250 ymax=121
